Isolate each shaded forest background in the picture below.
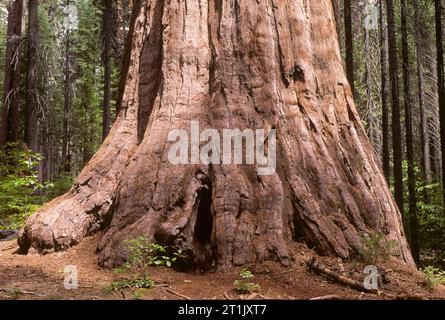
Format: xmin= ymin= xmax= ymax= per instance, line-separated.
xmin=0 ymin=0 xmax=444 ymax=270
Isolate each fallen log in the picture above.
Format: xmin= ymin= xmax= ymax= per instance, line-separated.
xmin=306 ymin=258 xmax=378 ymax=294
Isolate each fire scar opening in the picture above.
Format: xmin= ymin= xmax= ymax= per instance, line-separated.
xmin=191 ymin=182 xmax=215 ymax=270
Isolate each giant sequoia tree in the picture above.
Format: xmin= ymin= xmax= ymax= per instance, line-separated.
xmin=18 ymin=0 xmax=414 ymax=269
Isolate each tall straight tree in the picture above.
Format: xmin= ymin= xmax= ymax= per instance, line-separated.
xmin=24 ymin=0 xmax=39 ymax=153
xmin=386 ymin=0 xmax=404 ymax=215
xmin=380 ymin=0 xmax=390 ymax=183
xmin=401 ymin=0 xmax=419 ymax=263
xmin=102 ymin=0 xmax=112 ymax=141
xmin=414 ymin=0 xmax=432 ymax=187
xmin=344 ymin=0 xmax=355 ymax=97
xmin=0 ymin=0 xmax=23 ymax=147
xmin=436 ymin=0 xmax=445 ymax=209
xmin=62 ymin=0 xmax=73 ymax=173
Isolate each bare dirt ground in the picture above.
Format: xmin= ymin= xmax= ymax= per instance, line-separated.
xmin=1 ymin=235 xmax=444 ymax=300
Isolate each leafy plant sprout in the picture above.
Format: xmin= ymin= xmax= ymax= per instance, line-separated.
xmin=233 ymin=268 xmax=261 ymax=294
xmin=106 ymin=235 xmax=184 ymax=294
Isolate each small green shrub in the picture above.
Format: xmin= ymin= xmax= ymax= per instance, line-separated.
xmin=105 ymin=278 xmax=155 ymax=293
xmin=106 ymin=236 xmax=183 ymax=294
xmin=358 ymin=234 xmax=398 ymax=265
xmin=233 ymin=268 xmax=261 ymax=294
xmin=421 ymin=266 xmax=445 ymax=289
xmin=117 ymin=236 xmax=184 ymax=275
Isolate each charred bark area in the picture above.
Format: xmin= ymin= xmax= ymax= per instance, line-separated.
xmin=19 ymin=0 xmax=415 ymax=270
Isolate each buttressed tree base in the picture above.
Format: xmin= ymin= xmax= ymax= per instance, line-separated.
xmin=18 ymin=0 xmax=414 ymax=269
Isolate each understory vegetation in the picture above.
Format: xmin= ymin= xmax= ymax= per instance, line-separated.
xmin=105 ymin=236 xmax=184 ymax=296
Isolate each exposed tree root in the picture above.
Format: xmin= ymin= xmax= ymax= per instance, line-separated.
xmin=306 ymin=258 xmax=377 ymax=294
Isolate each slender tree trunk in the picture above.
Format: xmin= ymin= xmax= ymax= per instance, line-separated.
xmin=386 ymin=0 xmax=404 ymax=215
xmin=380 ymin=0 xmax=391 ymax=183
xmin=0 ymin=0 xmax=23 ymax=148
xmin=102 ymin=0 xmax=112 ymax=141
xmin=436 ymin=0 xmax=445 ymax=210
xmin=344 ymin=0 xmax=355 ymax=98
xmin=414 ymin=0 xmax=432 ymax=189
xmin=401 ymin=0 xmax=419 ymax=264
xmin=24 ymin=0 xmax=39 ymax=153
xmin=19 ymin=0 xmax=414 ymax=270
xmin=62 ymin=15 xmax=71 ymax=174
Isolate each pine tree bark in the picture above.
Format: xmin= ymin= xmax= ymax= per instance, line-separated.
xmin=436 ymin=0 xmax=445 ymax=210
xmin=414 ymin=0 xmax=432 ymax=188
xmin=379 ymin=0 xmax=391 ymax=184
xmin=18 ymin=0 xmax=414 ymax=269
xmin=0 ymin=0 xmax=23 ymax=147
xmin=401 ymin=0 xmax=419 ymax=264
xmin=62 ymin=1 xmax=72 ymax=174
xmin=24 ymin=0 xmax=39 ymax=153
xmin=386 ymin=0 xmax=404 ymax=216
xmin=102 ymin=0 xmax=112 ymax=141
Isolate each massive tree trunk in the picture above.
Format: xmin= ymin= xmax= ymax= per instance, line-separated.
xmin=18 ymin=0 xmax=414 ymax=269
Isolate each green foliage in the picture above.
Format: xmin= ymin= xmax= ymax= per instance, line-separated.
xmin=118 ymin=236 xmax=184 ymax=275
xmin=106 ymin=236 xmax=183 ymax=294
xmin=0 ymin=145 xmax=46 ymax=229
xmin=105 ymin=278 xmax=155 ymax=294
xmin=421 ymin=266 xmax=445 ymax=289
xmin=358 ymin=234 xmax=398 ymax=265
xmin=401 ymin=161 xmax=445 ymax=267
xmin=233 ymin=268 xmax=261 ymax=294
xmin=40 ymin=174 xmax=74 ymax=202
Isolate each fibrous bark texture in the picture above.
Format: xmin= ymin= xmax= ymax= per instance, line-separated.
xmin=19 ymin=0 xmax=414 ymax=269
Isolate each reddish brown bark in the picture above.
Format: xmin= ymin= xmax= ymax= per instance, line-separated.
xmin=19 ymin=0 xmax=414 ymax=270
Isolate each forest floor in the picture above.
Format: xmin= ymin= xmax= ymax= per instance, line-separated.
xmin=0 ymin=235 xmax=444 ymax=300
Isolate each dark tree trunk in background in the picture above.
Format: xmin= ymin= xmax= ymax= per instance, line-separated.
xmin=436 ymin=0 xmax=445 ymax=210
xmin=386 ymin=0 xmax=404 ymax=216
xmin=344 ymin=0 xmax=355 ymax=98
xmin=401 ymin=0 xmax=419 ymax=264
xmin=0 ymin=0 xmax=23 ymax=148
xmin=414 ymin=0 xmax=432 ymax=189
xmin=19 ymin=0 xmax=414 ymax=270
xmin=102 ymin=0 xmax=112 ymax=141
xmin=24 ymin=0 xmax=39 ymax=153
xmin=380 ymin=0 xmax=390 ymax=183
xmin=62 ymin=4 xmax=71 ymax=174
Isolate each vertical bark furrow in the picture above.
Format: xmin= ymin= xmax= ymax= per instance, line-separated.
xmin=19 ymin=0 xmax=414 ymax=269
